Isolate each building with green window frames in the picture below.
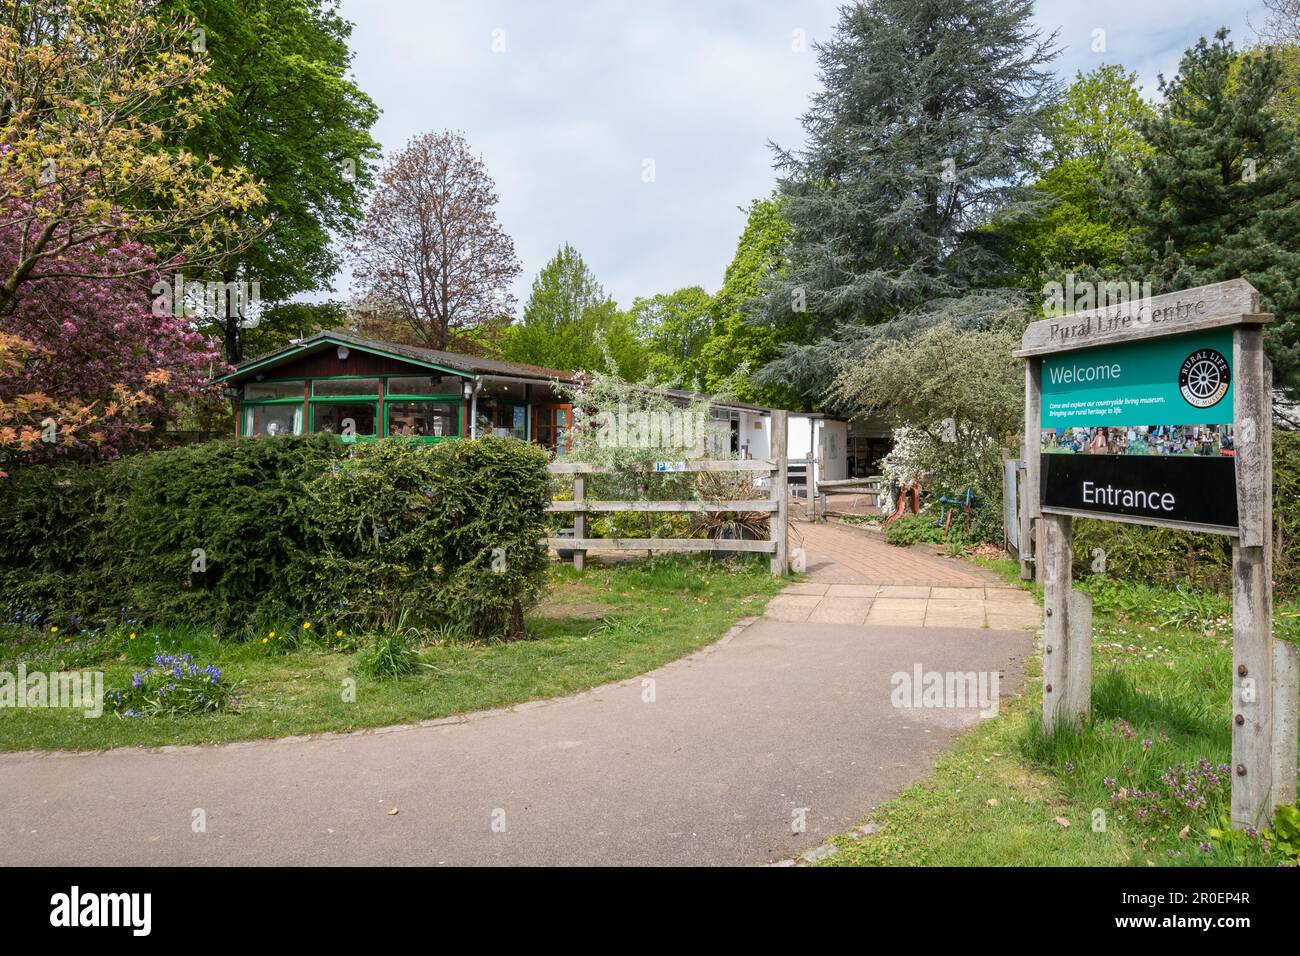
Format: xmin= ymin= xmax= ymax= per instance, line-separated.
xmin=213 ymin=331 xmax=594 ymax=456
xmin=216 ymin=330 xmax=784 ymax=462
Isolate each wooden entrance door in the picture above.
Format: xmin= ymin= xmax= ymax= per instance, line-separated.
xmin=532 ymin=404 xmax=572 ymax=456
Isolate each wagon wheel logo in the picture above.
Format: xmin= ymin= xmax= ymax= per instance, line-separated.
xmin=1178 ymin=348 xmax=1231 ymax=409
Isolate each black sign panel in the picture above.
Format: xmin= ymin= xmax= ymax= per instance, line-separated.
xmin=1041 ymin=453 xmax=1238 ymax=529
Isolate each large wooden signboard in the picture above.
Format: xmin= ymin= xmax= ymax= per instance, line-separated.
xmin=1016 ymin=279 xmax=1297 ymax=830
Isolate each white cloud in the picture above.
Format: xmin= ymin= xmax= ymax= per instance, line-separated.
xmin=334 ymin=0 xmax=1268 ymax=310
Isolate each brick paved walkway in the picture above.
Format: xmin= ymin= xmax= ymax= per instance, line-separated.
xmin=767 ymin=518 xmax=1040 ymax=631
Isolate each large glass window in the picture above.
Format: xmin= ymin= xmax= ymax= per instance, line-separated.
xmin=313 ymin=378 xmax=379 ymax=397
xmin=244 ymin=404 xmax=302 ymax=436
xmin=313 ymin=402 xmax=377 ymax=436
xmin=498 ymin=404 xmax=527 ymax=440
xmin=386 ymin=374 xmax=464 ymax=396
xmin=244 ymin=380 xmax=303 ymax=400
xmin=387 ymin=401 xmax=455 ymax=438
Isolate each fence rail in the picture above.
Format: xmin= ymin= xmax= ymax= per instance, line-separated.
xmin=545 ymin=410 xmax=790 ymax=575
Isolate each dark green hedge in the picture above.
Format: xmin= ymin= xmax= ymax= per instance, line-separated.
xmin=0 ymin=435 xmax=551 ymax=639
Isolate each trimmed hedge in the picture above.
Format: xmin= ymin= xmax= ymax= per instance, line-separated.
xmin=0 ymin=435 xmax=551 ymax=639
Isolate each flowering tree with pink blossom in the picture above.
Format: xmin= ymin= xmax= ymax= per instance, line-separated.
xmin=0 ymin=201 xmax=226 ymax=463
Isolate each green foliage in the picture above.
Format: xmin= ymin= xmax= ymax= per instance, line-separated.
xmin=356 ymin=632 xmax=419 ymax=680
xmin=883 ymin=512 xmax=958 ymax=547
xmin=1008 ymin=65 xmax=1153 ymax=286
xmin=111 ymin=435 xmax=337 ymax=629
xmin=503 ymin=243 xmax=646 ymax=377
xmin=629 ymin=286 xmax=713 ymax=385
xmin=753 ymin=0 xmax=1058 ymax=402
xmin=165 ymin=0 xmax=382 ymax=363
xmin=1208 ymin=805 xmax=1300 ymax=863
xmin=1072 ymin=429 xmax=1300 ymax=601
xmin=1111 ymin=30 xmax=1300 ymax=393
xmin=0 ymin=435 xmax=551 ymax=641
xmin=834 ymin=311 xmax=1027 ymax=542
xmin=561 ymin=367 xmax=739 ymax=542
xmin=696 ymin=197 xmax=808 ymax=408
xmin=417 ymin=437 xmax=552 ymax=640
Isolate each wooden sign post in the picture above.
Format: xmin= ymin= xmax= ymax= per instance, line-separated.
xmin=1016 ymin=278 xmax=1295 ymax=830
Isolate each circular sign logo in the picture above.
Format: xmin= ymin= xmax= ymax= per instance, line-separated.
xmin=1178 ymin=348 xmax=1231 ymax=409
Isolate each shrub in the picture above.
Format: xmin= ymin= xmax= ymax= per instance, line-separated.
xmin=0 ymin=459 xmax=135 ymax=619
xmin=106 ymin=435 xmax=343 ymax=630
xmin=883 ymin=510 xmax=968 ymax=547
xmin=0 ymin=434 xmax=551 ymax=640
xmin=420 ymin=437 xmax=551 ymax=639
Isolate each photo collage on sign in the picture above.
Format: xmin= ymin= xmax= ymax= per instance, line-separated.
xmin=1041 ymin=423 xmax=1234 ymax=458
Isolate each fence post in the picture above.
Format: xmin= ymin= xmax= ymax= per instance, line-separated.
xmin=1273 ymin=638 xmax=1299 ymax=809
xmin=1231 ymin=330 xmax=1274 ymax=828
xmin=1040 ymin=512 xmax=1076 ymax=733
xmin=572 ymin=474 xmax=587 ymax=573
xmin=771 ymin=410 xmax=789 ymax=576
xmin=1022 ymin=362 xmax=1041 ymax=583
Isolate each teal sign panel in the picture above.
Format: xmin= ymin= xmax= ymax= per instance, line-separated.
xmin=1040 ymin=329 xmax=1234 ymax=429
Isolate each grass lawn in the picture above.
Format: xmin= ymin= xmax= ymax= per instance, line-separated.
xmin=0 ymin=554 xmax=786 ymax=751
xmin=824 ymin=558 xmax=1300 ymax=867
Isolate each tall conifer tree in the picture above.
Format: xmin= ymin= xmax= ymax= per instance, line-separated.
xmin=754 ymin=0 xmax=1058 ymax=402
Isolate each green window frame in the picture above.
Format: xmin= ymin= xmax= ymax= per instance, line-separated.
xmin=380 ymin=375 xmax=464 ymax=442
xmin=309 ymin=398 xmax=380 ymax=441
xmin=238 ymin=373 xmax=469 ymax=442
xmin=383 ymin=400 xmax=461 ymax=441
xmin=240 ymin=378 xmax=306 ymax=437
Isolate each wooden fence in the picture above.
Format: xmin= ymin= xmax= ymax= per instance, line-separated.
xmin=545 ymin=410 xmax=790 ymax=576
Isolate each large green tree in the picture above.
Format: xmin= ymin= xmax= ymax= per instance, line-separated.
xmin=167 ymin=0 xmax=381 ymax=362
xmin=1111 ymin=30 xmax=1300 ymax=393
xmin=753 ymin=0 xmax=1058 ymax=403
xmin=628 ymin=286 xmax=712 ymax=384
xmin=1007 ymin=65 xmax=1153 ymax=290
xmin=503 ymin=244 xmax=645 ymax=378
xmin=697 ymin=197 xmax=808 ymax=408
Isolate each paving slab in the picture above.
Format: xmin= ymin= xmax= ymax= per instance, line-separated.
xmin=807 ymin=597 xmax=872 ymax=625
xmin=986 ymin=605 xmax=1042 ymax=630
xmin=763 ymin=594 xmax=822 ymax=622
xmin=782 ymin=582 xmax=830 ymax=596
xmin=825 ymin=584 xmax=879 ymax=598
xmin=876 ymin=585 xmax=931 ymax=599
xmin=923 ymin=600 xmax=987 ymax=628
xmin=930 ymin=587 xmax=986 ymax=600
xmin=864 ymin=598 xmax=929 ymax=627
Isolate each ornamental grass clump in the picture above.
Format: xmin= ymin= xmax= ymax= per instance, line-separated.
xmin=356 ymin=632 xmax=419 ymax=680
xmin=106 ymin=652 xmax=234 ymax=718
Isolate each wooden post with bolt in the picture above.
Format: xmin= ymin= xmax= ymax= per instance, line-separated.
xmin=1230 ymin=326 xmax=1273 ymax=828
xmin=572 ymin=474 xmax=587 ymax=573
xmin=770 ymin=409 xmax=789 ymax=576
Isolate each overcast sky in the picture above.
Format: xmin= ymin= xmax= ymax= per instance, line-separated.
xmin=332 ymin=0 xmax=1267 ymax=311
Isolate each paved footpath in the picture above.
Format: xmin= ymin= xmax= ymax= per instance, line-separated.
xmin=771 ymin=520 xmax=1041 ymax=631
xmin=0 ymin=519 xmax=1039 ymax=867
